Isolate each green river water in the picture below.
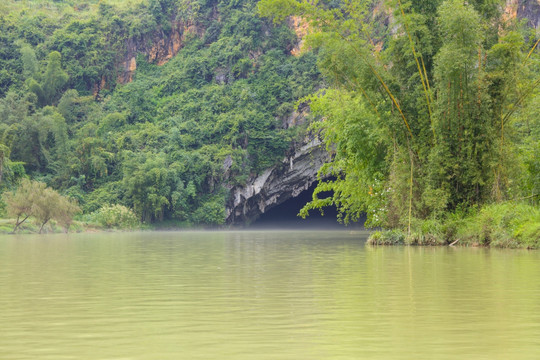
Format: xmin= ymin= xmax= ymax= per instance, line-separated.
xmin=1 ymin=231 xmax=539 ymax=359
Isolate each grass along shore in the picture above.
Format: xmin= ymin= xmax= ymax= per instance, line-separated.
xmin=367 ymin=203 xmax=540 ymax=249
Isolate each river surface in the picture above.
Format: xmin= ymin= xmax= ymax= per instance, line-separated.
xmin=1 ymin=231 xmax=539 ymax=359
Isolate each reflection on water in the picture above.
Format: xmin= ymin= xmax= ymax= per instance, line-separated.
xmin=1 ymin=231 xmax=539 ymax=359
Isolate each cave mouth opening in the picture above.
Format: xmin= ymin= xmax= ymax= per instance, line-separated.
xmin=249 ymin=181 xmax=366 ymax=230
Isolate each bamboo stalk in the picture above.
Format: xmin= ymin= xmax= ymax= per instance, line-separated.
xmin=351 ymin=76 xmax=380 ymax=117
xmin=523 ymin=38 xmax=539 ymax=66
xmin=408 ymin=145 xmax=413 ymax=236
xmin=500 ymin=38 xmax=539 ymax=110
xmin=420 ymin=55 xmax=433 ymax=102
xmin=502 ymin=77 xmax=540 ymax=125
xmin=335 ymin=30 xmax=414 ymax=138
xmin=397 ymin=0 xmax=435 ymax=139
xmin=501 ymin=112 xmax=504 ymax=152
xmin=317 ymin=15 xmax=414 ymax=139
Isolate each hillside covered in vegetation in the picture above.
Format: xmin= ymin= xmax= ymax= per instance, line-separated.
xmin=0 ymin=0 xmax=539 ymax=245
xmin=0 ymin=0 xmax=320 ymax=226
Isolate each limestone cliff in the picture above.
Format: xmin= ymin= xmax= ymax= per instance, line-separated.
xmin=118 ymin=19 xmax=203 ymax=84
xmin=92 ymin=18 xmax=203 ymax=96
xmin=226 ymin=137 xmax=329 ymax=224
xmin=505 ymin=0 xmax=540 ymax=30
xmin=288 ymin=16 xmax=309 ymax=56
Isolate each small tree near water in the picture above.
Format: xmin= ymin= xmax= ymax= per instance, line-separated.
xmin=4 ymin=179 xmax=80 ymax=233
xmin=4 ymin=179 xmax=42 ymax=232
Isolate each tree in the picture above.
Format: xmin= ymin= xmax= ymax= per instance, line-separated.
xmin=4 ymin=179 xmax=42 ymax=232
xmin=0 ymin=97 xmax=70 ymax=173
xmin=122 ymin=152 xmax=178 ymax=223
xmin=429 ymin=0 xmax=494 ymax=207
xmin=54 ymin=196 xmax=81 ymax=232
xmin=3 ymin=179 xmax=80 ymax=233
xmin=32 ymin=187 xmax=80 ymax=233
xmin=19 ymin=42 xmax=38 ymax=80
xmin=28 ymin=51 xmax=69 ymax=106
xmin=0 ymin=147 xmax=25 ymax=190
xmin=0 ymin=143 xmax=10 ymax=185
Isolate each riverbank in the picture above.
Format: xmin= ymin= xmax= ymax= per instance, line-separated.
xmin=0 ymin=218 xmax=104 ymax=234
xmin=2 ymin=203 xmax=538 ymax=248
xmin=0 ymin=218 xmax=211 ymax=234
xmin=367 ymin=203 xmax=540 ymax=249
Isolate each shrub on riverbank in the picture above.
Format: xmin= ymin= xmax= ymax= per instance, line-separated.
xmin=367 ymin=203 xmax=540 ymax=249
xmin=367 ymin=230 xmax=406 ymax=245
xmin=90 ymin=204 xmax=140 ymax=230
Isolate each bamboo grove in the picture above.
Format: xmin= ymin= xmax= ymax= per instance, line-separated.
xmin=260 ymin=0 xmax=540 ymax=230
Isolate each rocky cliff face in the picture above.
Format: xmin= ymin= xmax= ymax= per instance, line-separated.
xmin=288 ymin=16 xmax=308 ymax=56
xmin=114 ymin=0 xmax=539 ymax=87
xmin=118 ymin=19 xmax=203 ymax=84
xmin=505 ymin=0 xmax=540 ymax=30
xmin=226 ymin=137 xmax=329 ymax=224
xmin=93 ymin=18 xmax=204 ymax=96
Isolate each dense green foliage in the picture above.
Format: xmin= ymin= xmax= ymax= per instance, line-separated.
xmin=0 ymin=0 xmax=319 ymax=225
xmin=261 ymin=0 xmax=539 ymax=239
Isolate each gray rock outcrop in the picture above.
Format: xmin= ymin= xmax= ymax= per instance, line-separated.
xmin=226 ymin=137 xmax=329 ymax=224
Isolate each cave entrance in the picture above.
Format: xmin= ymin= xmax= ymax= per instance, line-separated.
xmin=249 ymin=181 xmax=366 ymax=229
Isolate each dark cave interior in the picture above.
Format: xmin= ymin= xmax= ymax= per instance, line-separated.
xmin=249 ymin=182 xmax=366 ymax=230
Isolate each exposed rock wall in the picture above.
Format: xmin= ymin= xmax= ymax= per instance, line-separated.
xmin=505 ymin=0 xmax=540 ymax=30
xmin=226 ymin=137 xmax=329 ymax=224
xmin=117 ymin=20 xmax=203 ymax=84
xmin=288 ymin=16 xmax=309 ymax=56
